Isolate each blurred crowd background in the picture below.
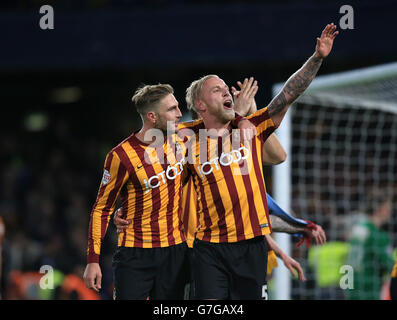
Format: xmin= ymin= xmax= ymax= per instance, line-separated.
xmin=1 ymin=0 xmax=396 ymax=299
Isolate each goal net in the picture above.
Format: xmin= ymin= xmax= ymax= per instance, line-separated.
xmin=271 ymin=61 xmax=397 ymax=300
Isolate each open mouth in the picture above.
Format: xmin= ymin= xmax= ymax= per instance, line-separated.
xmin=223 ymin=100 xmax=233 ymax=110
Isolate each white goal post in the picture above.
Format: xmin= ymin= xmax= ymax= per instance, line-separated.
xmin=272 ymin=61 xmax=397 ymax=300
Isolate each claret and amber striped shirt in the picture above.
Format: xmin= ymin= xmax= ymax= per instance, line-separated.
xmin=180 ymin=177 xmax=199 ymax=248
xmin=87 ymin=114 xmax=251 ymax=262
xmin=186 ymin=107 xmax=276 ymax=243
xmin=87 ymin=128 xmax=196 ymax=263
xmin=180 ymin=174 xmax=279 ymax=274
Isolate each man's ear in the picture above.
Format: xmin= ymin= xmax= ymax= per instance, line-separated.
xmin=146 ymin=111 xmax=157 ymax=124
xmin=195 ymin=100 xmax=206 ymax=112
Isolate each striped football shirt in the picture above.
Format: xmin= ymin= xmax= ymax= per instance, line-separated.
xmin=186 ymin=107 xmax=276 ymax=243
xmin=180 ymin=176 xmax=278 ymax=274
xmin=87 ymin=126 xmax=198 ymax=263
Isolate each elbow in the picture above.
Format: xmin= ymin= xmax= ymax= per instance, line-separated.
xmin=263 ymin=151 xmax=287 ymax=166
xmin=273 ymin=150 xmax=287 ymax=165
xmin=279 ymin=150 xmax=287 ymax=164
xmin=272 ymin=119 xmax=281 ymax=130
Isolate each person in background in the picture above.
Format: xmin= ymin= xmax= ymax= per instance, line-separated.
xmin=346 ymin=190 xmax=395 ymax=300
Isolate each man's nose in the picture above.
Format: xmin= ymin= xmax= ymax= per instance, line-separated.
xmin=223 ymin=89 xmax=231 ymax=97
xmin=176 ymin=107 xmax=182 ymax=118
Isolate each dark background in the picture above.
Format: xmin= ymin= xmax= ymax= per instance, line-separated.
xmin=1 ymin=0 xmax=396 ymax=299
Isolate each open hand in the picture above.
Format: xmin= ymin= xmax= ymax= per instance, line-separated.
xmin=281 ymin=253 xmax=306 ymax=282
xmin=232 ymin=77 xmax=258 ymax=116
xmin=297 ymin=221 xmax=327 ymax=248
xmin=315 ymin=23 xmax=339 ymax=59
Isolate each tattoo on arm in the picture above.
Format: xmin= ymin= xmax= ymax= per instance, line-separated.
xmin=268 ymin=92 xmax=287 ymax=118
xmin=270 ymin=215 xmax=306 ymax=234
xmin=268 ymin=54 xmax=323 ymax=118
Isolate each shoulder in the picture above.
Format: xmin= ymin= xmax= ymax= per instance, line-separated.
xmin=178 ymin=119 xmax=203 ymax=129
xmin=178 ymin=119 xmax=205 ymax=135
xmin=246 ymin=106 xmax=270 ymax=120
xmin=107 ymin=134 xmax=139 ymax=165
xmin=246 ymin=106 xmax=276 ymax=129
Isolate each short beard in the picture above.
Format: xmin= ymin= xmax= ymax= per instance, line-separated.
xmin=154 ymin=120 xmax=178 ymax=139
xmin=211 ymin=108 xmax=234 ymax=124
xmin=153 ymin=122 xmax=168 ymax=135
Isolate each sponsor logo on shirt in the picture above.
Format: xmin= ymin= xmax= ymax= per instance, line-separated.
xmin=195 ymin=146 xmax=250 ymax=180
xmin=102 ymin=169 xmax=111 ymax=185
xmin=143 ymin=158 xmax=185 ymax=194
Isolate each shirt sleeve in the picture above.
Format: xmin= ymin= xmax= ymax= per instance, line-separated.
xmin=230 ymin=113 xmax=246 ymax=127
xmin=267 ymin=193 xmax=308 ymax=226
xmin=178 ymin=112 xmax=246 ymax=136
xmin=87 ymin=151 xmax=129 ymax=263
xmin=177 ymin=118 xmax=204 ymax=136
xmin=246 ymin=107 xmax=277 ymax=142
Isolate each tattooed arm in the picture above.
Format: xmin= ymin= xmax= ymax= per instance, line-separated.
xmin=268 ymin=23 xmax=339 ymax=127
xmin=270 ymin=215 xmax=327 ymax=247
xmin=270 ymin=215 xmax=306 ymax=234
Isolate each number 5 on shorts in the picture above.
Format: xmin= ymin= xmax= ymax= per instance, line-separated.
xmin=262 ymin=284 xmax=268 ymax=300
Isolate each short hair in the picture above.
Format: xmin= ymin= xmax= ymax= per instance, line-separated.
xmin=131 ymin=84 xmax=174 ymax=115
xmin=185 ymin=75 xmax=219 ymax=114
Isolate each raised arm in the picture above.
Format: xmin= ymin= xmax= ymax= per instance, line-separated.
xmin=268 ymin=23 xmax=339 ymax=127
